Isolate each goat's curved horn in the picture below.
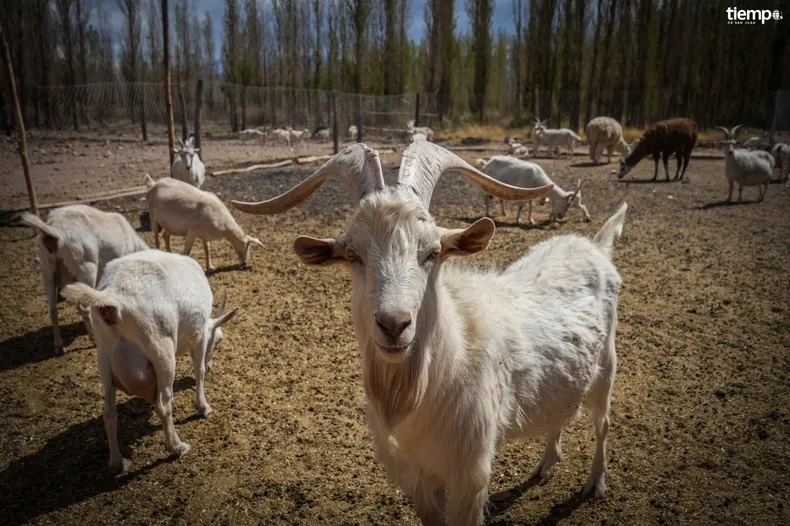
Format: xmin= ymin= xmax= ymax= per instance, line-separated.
xmin=571 ymin=179 xmax=583 ymax=200
xmin=231 ymin=144 xmax=385 ymax=215
xmin=715 ymin=126 xmax=732 ymax=140
xmin=730 ymin=124 xmax=743 ymax=138
xmin=396 ymin=141 xmax=553 ymax=209
xmin=217 ymin=289 xmax=227 ymax=317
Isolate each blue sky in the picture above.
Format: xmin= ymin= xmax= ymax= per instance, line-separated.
xmin=98 ymin=0 xmax=517 ymax=62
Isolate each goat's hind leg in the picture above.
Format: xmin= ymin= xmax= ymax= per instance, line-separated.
xmin=582 ymin=322 xmax=617 ymax=499
xmin=190 ymin=336 xmax=212 ymax=417
xmin=40 ymin=252 xmax=64 ymax=354
xmin=533 ymin=429 xmax=562 ymax=484
xmin=150 ymin=337 xmax=190 ymax=458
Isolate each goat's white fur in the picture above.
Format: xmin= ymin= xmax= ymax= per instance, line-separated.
xmin=240 ymin=129 xmax=267 ymax=144
xmin=171 ymin=137 xmax=205 ymax=188
xmin=288 ymin=127 xmax=309 ymax=143
xmin=348 ymin=125 xmax=359 ymax=141
xmin=19 ymin=205 xmax=148 ymax=354
xmin=771 ymin=143 xmax=790 ymax=184
xmin=60 ymin=250 xmax=237 ymax=472
xmin=532 ymin=119 xmax=580 ymax=158
xmin=586 ymin=117 xmax=629 ymax=164
xmin=238 ymin=142 xmax=625 ymax=524
xmin=272 ymin=128 xmax=292 ymax=147
xmin=506 ymin=136 xmax=529 ymax=157
xmin=721 ymin=140 xmax=773 ymax=202
xmin=480 ymin=156 xmax=591 ymax=224
xmin=144 ymin=175 xmax=264 ymax=272
xmin=406 ymin=120 xmax=434 ymax=142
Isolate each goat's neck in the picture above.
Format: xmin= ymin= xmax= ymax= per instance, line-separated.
xmin=549 ymin=185 xmax=567 ymax=201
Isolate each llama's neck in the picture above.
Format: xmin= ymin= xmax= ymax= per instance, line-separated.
xmin=625 ymin=139 xmax=652 ymax=167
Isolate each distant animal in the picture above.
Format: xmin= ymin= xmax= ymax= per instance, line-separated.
xmin=586 ymin=117 xmax=630 ymax=164
xmin=312 ymin=125 xmax=330 ymax=141
xmin=348 ymin=125 xmax=358 ymax=141
xmin=505 ymin=136 xmax=530 ymax=157
xmin=771 ymin=143 xmax=790 ymax=183
xmin=406 ymin=120 xmax=434 ymax=142
xmin=171 ymin=136 xmax=205 ymax=188
xmin=19 ymin=205 xmax=148 ymax=354
xmin=239 ymin=128 xmax=267 ymax=144
xmin=532 ymin=118 xmax=580 ymax=158
xmin=618 ymin=118 xmax=698 ymax=181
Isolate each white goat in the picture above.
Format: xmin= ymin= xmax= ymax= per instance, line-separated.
xmin=771 ymin=142 xmax=790 ymax=183
xmin=586 ymin=117 xmax=630 ymax=164
xmin=289 ymin=127 xmax=309 ymax=144
xmin=272 ymin=128 xmax=292 ymax=147
xmin=144 ymin=175 xmax=264 ymax=272
xmin=743 ymin=133 xmax=770 ymax=150
xmin=721 ymin=140 xmax=772 ymax=202
xmin=348 ymin=125 xmax=359 ymax=141
xmin=19 ymin=205 xmax=148 ymax=354
xmin=240 ymin=129 xmax=267 ymax=144
xmin=532 ymin=119 xmax=580 ymax=159
xmin=61 ymin=250 xmax=237 ymax=472
xmin=506 ymin=136 xmax=529 ymax=158
xmin=232 ymin=142 xmax=626 ymax=525
xmin=312 ymin=126 xmax=331 ymax=142
xmin=406 ymin=120 xmax=434 ymax=142
xmin=480 ymin=156 xmax=590 ymax=224
xmin=171 ymin=137 xmax=206 ymax=188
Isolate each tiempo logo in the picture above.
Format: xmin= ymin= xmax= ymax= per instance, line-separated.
xmin=726 ymin=7 xmax=783 ymax=24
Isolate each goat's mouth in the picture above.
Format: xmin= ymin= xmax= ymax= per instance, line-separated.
xmin=375 ymin=341 xmax=412 ymax=362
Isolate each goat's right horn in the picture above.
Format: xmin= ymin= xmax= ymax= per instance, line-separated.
xmin=231 ymin=144 xmax=385 ymax=215
xmin=397 ymin=141 xmax=553 ymax=209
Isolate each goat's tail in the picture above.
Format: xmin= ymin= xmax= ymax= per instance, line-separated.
xmin=142 ymin=173 xmax=156 ymax=189
xmin=19 ymin=212 xmax=59 ymax=239
xmin=61 ymin=283 xmax=122 ymax=325
xmin=593 ymin=203 xmax=628 ymax=259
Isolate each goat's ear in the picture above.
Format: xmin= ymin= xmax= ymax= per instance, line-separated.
xmin=294 ymin=236 xmax=345 ymax=265
xmin=441 ymin=218 xmax=495 ymax=258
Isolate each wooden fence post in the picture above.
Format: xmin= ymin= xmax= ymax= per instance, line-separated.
xmin=162 ymin=0 xmax=176 ymax=165
xmin=1 ymin=28 xmax=38 ymax=215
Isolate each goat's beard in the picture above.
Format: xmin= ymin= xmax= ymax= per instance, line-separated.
xmin=358 ymin=328 xmax=429 ymax=432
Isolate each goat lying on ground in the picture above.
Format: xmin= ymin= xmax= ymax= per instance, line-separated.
xmin=232 ymin=142 xmax=626 ymax=525
xmin=61 ymin=250 xmax=237 ymax=472
xmin=20 ymin=205 xmax=148 ymax=354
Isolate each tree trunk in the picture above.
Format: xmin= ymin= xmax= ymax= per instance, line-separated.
xmin=163 ymin=0 xmax=176 ymax=165
xmin=194 ymin=79 xmax=203 ymax=150
xmin=179 ymin=88 xmax=188 ymax=141
xmin=584 ymin=0 xmax=604 ymax=126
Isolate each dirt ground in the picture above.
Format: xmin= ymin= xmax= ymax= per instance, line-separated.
xmin=0 ymin=133 xmax=788 ymax=525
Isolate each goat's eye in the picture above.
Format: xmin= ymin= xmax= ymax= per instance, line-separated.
xmin=345 ymin=248 xmax=361 ymax=264
xmin=423 ymin=247 xmax=441 ymax=264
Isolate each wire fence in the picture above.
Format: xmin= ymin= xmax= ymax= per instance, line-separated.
xmin=6 ymin=81 xmax=790 ymax=140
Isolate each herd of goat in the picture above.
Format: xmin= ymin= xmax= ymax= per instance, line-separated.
xmin=14 ymin=113 xmax=790 ymax=525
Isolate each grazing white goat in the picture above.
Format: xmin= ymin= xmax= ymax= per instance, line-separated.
xmin=19 ymin=205 xmax=148 ymax=354
xmin=144 ymin=175 xmax=264 ymax=272
xmin=743 ymin=133 xmax=770 ymax=150
xmin=479 ymin=156 xmax=590 ymax=224
xmin=406 ymin=120 xmax=434 ymax=142
xmin=312 ymin=126 xmax=331 ymax=142
xmin=348 ymin=125 xmax=359 ymax=141
xmin=61 ymin=250 xmax=237 ymax=472
xmin=586 ymin=117 xmax=630 ymax=164
xmin=721 ymin=140 xmax=772 ymax=202
xmin=171 ymin=137 xmax=206 ymax=188
xmin=771 ymin=142 xmax=790 ymax=183
xmin=232 ymin=142 xmax=626 ymax=525
xmin=532 ymin=118 xmax=580 ymax=158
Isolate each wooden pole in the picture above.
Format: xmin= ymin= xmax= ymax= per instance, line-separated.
xmin=1 ymin=28 xmax=38 ymax=215
xmin=162 ymin=0 xmax=176 ymax=165
xmin=178 ymin=88 xmax=188 ymax=141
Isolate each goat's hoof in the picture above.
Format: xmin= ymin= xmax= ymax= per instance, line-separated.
xmin=53 ymin=345 xmax=65 ymax=356
xmin=582 ymin=476 xmax=606 ymax=500
xmin=533 ymin=460 xmax=558 ymax=484
xmin=205 ymin=266 xmax=216 ymax=275
xmin=109 ymin=457 xmax=131 ymax=474
xmin=196 ymin=404 xmax=213 ymax=418
xmin=489 ymin=490 xmax=512 ymax=503
xmin=205 ymin=360 xmax=213 ymax=374
xmin=170 ymin=442 xmax=191 ymax=459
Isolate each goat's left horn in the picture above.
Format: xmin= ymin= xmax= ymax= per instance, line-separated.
xmin=231 ymin=144 xmax=385 ymax=214
xmin=396 ymin=141 xmax=553 ymax=209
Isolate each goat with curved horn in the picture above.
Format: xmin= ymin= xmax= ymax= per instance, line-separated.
xmin=716 ymin=124 xmax=743 ymax=141
xmin=397 ymin=141 xmax=553 ymax=209
xmin=231 ymin=144 xmax=385 ymax=215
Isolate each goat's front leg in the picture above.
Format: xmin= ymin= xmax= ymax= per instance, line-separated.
xmin=191 ymin=338 xmax=212 ymax=417
xmin=202 ymin=239 xmax=214 ymax=273
xmin=445 ymin=482 xmax=489 ymax=526
xmin=534 ymin=430 xmax=563 ymax=483
xmin=163 ymin=231 xmax=173 ymax=252
xmin=41 ymin=256 xmax=64 ymax=354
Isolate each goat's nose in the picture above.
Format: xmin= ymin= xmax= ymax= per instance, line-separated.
xmin=375 ymin=311 xmax=412 ymax=339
